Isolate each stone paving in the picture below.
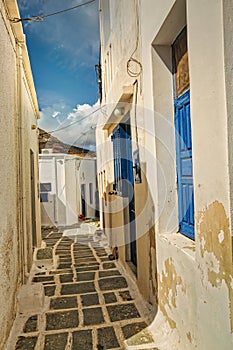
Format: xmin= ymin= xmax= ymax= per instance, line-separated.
xmin=9 ymin=226 xmax=157 ymax=350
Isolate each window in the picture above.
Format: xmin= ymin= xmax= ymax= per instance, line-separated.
xmin=40 ymin=182 xmax=51 ymax=203
xmin=40 ymin=183 xmax=52 ymax=192
xmin=40 ymin=193 xmax=48 ymax=202
xmin=111 ymin=121 xmax=133 ymax=197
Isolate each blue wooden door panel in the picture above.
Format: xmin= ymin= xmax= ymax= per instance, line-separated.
xmin=112 ymin=122 xmax=137 ymax=266
xmin=175 ymin=90 xmax=194 ymax=239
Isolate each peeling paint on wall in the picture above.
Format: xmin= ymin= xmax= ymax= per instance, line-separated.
xmin=197 ymin=201 xmax=233 ymax=329
xmin=159 ymin=257 xmax=186 ymax=329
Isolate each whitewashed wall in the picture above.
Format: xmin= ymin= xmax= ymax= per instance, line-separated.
xmin=0 ymin=1 xmax=40 ymax=347
xmin=141 ymin=0 xmax=233 ymax=348
xmin=97 ymin=0 xmax=233 ymax=348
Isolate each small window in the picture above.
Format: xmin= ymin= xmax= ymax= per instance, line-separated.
xmin=40 ymin=183 xmax=52 ymax=192
xmin=40 ymin=193 xmax=48 ymax=202
xmin=173 ymin=27 xmax=190 ymax=97
xmin=89 ymin=183 xmax=93 ymax=204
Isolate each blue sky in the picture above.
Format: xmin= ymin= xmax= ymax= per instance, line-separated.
xmin=17 ymin=0 xmax=100 ymax=149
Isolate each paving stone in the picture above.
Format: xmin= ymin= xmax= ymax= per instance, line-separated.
xmin=99 ymin=277 xmax=128 ymax=291
xmin=119 ymin=290 xmax=133 ymax=301
xmin=122 ymin=322 xmax=148 ymax=339
xmin=33 ymin=276 xmax=54 ymax=283
xmin=41 ymin=281 xmax=55 ymax=285
xmin=44 ymin=333 xmax=68 ymax=350
xmin=103 ymin=292 xmax=117 ymax=304
xmin=99 ymin=257 xmax=110 ymax=262
xmin=59 ymin=258 xmax=72 ymax=263
xmin=50 ymin=269 xmax=73 ymax=275
xmin=81 ymin=293 xmax=99 ymax=307
xmin=73 ymin=250 xmax=93 ymax=255
xmin=95 ymin=252 xmax=107 ymax=257
xmin=44 ymin=285 xmax=56 ymax=297
xmin=99 ymin=270 xmax=121 ymax=278
xmin=77 ymin=272 xmax=95 ymax=282
xmin=46 ymin=310 xmax=79 ymax=330
xmin=15 ymin=336 xmax=37 ymax=349
xmin=72 ymin=330 xmax=93 ymax=350
xmin=60 ymin=274 xmax=74 ymax=283
xmin=50 ymin=296 xmax=77 ymax=310
xmin=75 ymin=258 xmax=97 ymax=264
xmin=48 ymin=233 xmax=62 ymax=239
xmin=61 ymin=282 xmax=95 ymax=295
xmin=75 ymin=262 xmax=99 ymax=268
xmin=23 ymin=315 xmax=37 ymax=333
xmin=97 ymin=327 xmax=119 ymax=349
xmin=56 ymin=251 xmax=71 ymax=255
xmin=107 ymin=303 xmax=140 ymax=322
xmin=37 ymin=248 xmax=53 ymax=260
xmin=83 ymin=307 xmax=104 ymax=326
xmin=76 ymin=265 xmax=99 ymax=272
xmin=58 ymin=263 xmax=72 ymax=269
xmin=103 ymin=262 xmax=116 ymax=269
xmin=94 ymin=248 xmax=106 ymax=253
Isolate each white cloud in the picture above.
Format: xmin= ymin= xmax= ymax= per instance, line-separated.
xmin=38 ymin=100 xmax=100 ymax=150
xmin=52 ymin=111 xmax=61 ymax=118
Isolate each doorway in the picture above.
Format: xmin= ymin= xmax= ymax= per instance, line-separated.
xmin=173 ymin=27 xmax=194 ymax=239
xmin=112 ymin=119 xmax=137 ymax=270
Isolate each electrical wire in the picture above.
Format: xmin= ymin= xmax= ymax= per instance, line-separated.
xmin=10 ymin=0 xmax=96 ymax=23
xmin=126 ymin=0 xmax=142 ymax=78
xmin=40 ymin=105 xmax=101 ymax=137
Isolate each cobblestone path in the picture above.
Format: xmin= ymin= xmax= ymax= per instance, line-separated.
xmin=11 ymin=227 xmax=153 ymax=350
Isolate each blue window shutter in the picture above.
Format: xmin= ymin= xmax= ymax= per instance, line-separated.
xmin=112 ymin=123 xmax=134 ymax=196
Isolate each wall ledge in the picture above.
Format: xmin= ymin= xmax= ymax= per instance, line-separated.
xmin=159 ymin=232 xmax=196 ymax=260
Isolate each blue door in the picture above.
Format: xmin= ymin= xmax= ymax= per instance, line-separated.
xmin=175 ymin=90 xmax=194 ymax=239
xmin=112 ymin=122 xmax=137 ymax=267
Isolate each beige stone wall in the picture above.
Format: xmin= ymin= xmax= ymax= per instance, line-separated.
xmin=0 ymin=1 xmax=40 ymax=347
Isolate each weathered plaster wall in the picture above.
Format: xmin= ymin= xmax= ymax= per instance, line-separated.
xmin=0 ymin=5 xmax=19 ymax=343
xmin=98 ymin=1 xmax=233 ymax=348
xmin=141 ymin=0 xmax=233 ymax=348
xmin=0 ymin=1 xmax=40 ymax=347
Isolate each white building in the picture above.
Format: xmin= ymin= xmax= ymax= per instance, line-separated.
xmin=39 ymin=151 xmax=98 ymax=226
xmin=0 ymin=0 xmax=41 ymax=347
xmin=97 ymin=0 xmax=233 ymax=349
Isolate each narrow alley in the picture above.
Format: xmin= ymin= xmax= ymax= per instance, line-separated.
xmin=7 ymin=225 xmax=156 ymax=350
xmin=1 ymin=0 xmax=233 ymax=349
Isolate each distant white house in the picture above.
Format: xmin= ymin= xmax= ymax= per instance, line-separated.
xmin=39 ymin=150 xmax=98 ymax=226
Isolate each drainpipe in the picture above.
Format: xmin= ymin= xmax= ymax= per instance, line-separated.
xmin=16 ymin=41 xmax=29 ymax=280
